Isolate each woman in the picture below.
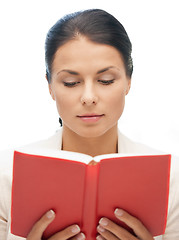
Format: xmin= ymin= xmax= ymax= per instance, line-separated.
xmin=0 ymin=9 xmax=179 ymax=240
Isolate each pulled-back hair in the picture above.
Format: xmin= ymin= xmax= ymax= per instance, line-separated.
xmin=45 ymin=9 xmax=133 ymax=83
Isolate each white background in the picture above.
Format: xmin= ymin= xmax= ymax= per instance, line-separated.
xmin=0 ymin=0 xmax=178 ymax=156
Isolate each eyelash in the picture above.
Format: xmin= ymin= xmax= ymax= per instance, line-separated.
xmin=98 ymin=79 xmax=115 ymax=85
xmin=63 ymin=81 xmax=80 ymax=87
xmin=63 ymin=79 xmax=115 ymax=87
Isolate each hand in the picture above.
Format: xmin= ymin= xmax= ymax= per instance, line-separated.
xmin=97 ymin=209 xmax=154 ymax=240
xmin=27 ymin=210 xmax=86 ymax=240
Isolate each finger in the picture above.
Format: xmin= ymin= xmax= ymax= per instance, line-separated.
xmin=114 ymin=209 xmax=154 ymax=240
xmin=96 ymin=234 xmax=106 ymax=240
xmin=48 ymin=224 xmax=81 ymax=240
xmin=70 ymin=232 xmax=86 ymax=240
xmin=99 ymin=217 xmax=137 ymax=240
xmin=97 ymin=225 xmax=118 ymax=240
xmin=27 ymin=210 xmax=55 ymax=240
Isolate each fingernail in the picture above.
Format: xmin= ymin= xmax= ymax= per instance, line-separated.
xmin=46 ymin=210 xmax=55 ymax=219
xmin=77 ymin=232 xmax=85 ymax=240
xmin=96 ymin=235 xmax=103 ymax=240
xmin=97 ymin=225 xmax=105 ymax=233
xmin=114 ymin=208 xmax=124 ymax=217
xmin=71 ymin=225 xmax=80 ymax=234
xmin=99 ymin=218 xmax=108 ymax=226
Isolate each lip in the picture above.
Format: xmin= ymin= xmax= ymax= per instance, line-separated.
xmin=77 ymin=114 xmax=104 ymax=123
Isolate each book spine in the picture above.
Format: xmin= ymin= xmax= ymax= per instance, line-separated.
xmin=81 ymin=164 xmax=99 ymax=240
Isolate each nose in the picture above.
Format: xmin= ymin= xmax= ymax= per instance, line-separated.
xmin=80 ymin=81 xmax=98 ymax=106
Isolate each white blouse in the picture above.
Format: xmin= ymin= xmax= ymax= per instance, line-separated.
xmin=0 ymin=128 xmax=179 ymax=240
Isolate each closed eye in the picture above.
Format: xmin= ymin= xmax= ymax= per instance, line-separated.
xmin=63 ymin=81 xmax=80 ymax=87
xmin=98 ymin=79 xmax=115 ymax=85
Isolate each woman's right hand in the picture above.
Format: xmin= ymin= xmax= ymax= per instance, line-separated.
xmin=27 ymin=210 xmax=85 ymax=240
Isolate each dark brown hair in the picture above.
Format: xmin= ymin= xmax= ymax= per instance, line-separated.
xmin=45 ymin=9 xmax=133 ymax=83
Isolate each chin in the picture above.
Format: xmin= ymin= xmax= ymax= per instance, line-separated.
xmin=75 ymin=126 xmax=114 ymax=139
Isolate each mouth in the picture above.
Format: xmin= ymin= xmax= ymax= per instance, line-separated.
xmin=77 ymin=114 xmax=105 ymax=123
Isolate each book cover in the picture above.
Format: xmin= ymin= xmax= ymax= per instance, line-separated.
xmin=11 ymin=151 xmax=171 ymax=239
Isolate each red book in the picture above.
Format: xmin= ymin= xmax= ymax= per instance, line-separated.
xmin=11 ymin=150 xmax=171 ymax=239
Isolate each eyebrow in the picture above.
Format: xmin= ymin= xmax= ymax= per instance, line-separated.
xmin=57 ymin=66 xmax=119 ymax=76
xmin=97 ymin=66 xmax=119 ymax=74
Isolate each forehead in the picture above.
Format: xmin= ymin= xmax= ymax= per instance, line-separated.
xmin=52 ymin=37 xmax=125 ymax=74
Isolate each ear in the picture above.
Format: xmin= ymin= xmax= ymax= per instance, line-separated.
xmin=48 ymin=84 xmax=56 ymax=101
xmin=126 ymin=79 xmax=131 ymax=95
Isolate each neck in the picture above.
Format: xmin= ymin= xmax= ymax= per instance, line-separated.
xmin=62 ymin=125 xmax=118 ymax=157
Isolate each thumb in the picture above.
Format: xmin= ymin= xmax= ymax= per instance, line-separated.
xmin=27 ymin=210 xmax=55 ymax=240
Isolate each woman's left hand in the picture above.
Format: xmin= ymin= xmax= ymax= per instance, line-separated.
xmin=97 ymin=208 xmax=154 ymax=240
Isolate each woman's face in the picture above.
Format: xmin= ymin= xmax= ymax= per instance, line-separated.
xmin=49 ymin=37 xmax=131 ymax=138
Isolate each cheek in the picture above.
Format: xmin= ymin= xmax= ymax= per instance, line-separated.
xmin=54 ymin=92 xmax=77 ymax=117
xmin=107 ymin=88 xmax=126 ymax=116
xmin=109 ymin=85 xmax=126 ymax=102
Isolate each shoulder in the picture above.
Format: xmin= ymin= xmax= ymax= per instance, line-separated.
xmin=0 ymin=128 xmax=62 ymax=171
xmin=118 ymin=130 xmax=179 ymax=174
xmin=17 ymin=128 xmax=63 ymax=152
xmin=118 ymin=131 xmax=164 ymax=155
